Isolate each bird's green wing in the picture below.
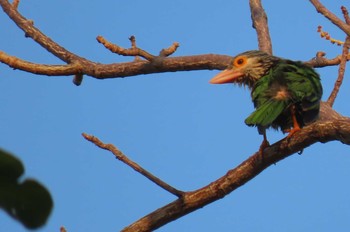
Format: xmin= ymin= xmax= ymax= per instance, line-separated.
xmin=276 ymin=61 xmax=322 ymax=124
xmin=245 ymin=60 xmax=322 ymax=128
xmin=245 ymin=69 xmax=290 ymax=127
xmin=245 ymin=99 xmax=288 ymax=127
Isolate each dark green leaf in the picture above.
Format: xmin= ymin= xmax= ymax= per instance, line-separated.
xmin=0 ymin=149 xmax=24 ymax=180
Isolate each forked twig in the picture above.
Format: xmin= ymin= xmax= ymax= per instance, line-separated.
xmin=97 ymin=35 xmax=155 ymax=61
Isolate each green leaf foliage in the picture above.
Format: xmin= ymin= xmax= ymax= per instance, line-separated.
xmin=0 ymin=149 xmax=53 ymax=229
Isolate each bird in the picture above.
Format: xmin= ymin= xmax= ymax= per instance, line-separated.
xmin=209 ymin=50 xmax=323 ymax=152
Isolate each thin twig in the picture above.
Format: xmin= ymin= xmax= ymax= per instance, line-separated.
xmin=342 ymin=6 xmax=350 ymax=24
xmin=12 ymin=0 xmax=19 ymax=9
xmin=327 ymin=36 xmax=350 ymax=106
xmin=159 ymin=42 xmax=180 ymax=57
xmin=249 ymin=0 xmax=273 ymax=54
xmin=309 ymin=0 xmax=350 ymax=36
xmin=129 ymin=35 xmax=141 ymax=61
xmin=97 ymin=35 xmax=155 ymax=61
xmin=82 ymin=133 xmax=185 ymax=197
xmin=327 ymin=6 xmax=350 ymax=106
xmin=317 ymin=25 xmax=344 ymax=46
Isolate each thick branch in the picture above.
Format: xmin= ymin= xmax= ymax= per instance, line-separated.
xmin=122 ymin=111 xmax=350 ymax=231
xmin=249 ymin=0 xmax=273 ymax=54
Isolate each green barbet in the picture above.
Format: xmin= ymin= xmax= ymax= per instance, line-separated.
xmin=210 ymin=50 xmax=323 ymax=150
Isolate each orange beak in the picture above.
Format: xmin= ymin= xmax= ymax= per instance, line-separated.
xmin=209 ymin=69 xmax=244 ymax=84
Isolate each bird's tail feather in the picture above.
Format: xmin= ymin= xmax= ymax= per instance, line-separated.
xmin=245 ymin=100 xmax=288 ymax=127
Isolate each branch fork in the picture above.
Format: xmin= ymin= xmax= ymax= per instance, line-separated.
xmin=96 ymin=35 xmax=179 ymax=62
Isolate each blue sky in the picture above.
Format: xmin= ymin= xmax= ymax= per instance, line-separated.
xmin=1 ymin=1 xmax=350 ymax=231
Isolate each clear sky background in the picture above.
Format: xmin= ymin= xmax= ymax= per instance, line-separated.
xmin=1 ymin=1 xmax=350 ymax=231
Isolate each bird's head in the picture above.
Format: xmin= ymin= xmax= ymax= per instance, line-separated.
xmin=210 ymin=50 xmax=279 ymax=89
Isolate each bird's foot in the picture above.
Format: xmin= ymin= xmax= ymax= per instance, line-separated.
xmin=284 ymin=127 xmax=301 ymax=138
xmin=258 ymin=139 xmax=270 ymax=161
xmin=259 ymin=139 xmax=270 ymax=153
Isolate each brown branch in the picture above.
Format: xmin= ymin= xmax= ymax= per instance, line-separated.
xmin=325 ymin=6 xmax=350 ymax=106
xmin=0 ymin=50 xmax=81 ymax=75
xmin=82 ymin=133 xmax=185 ymax=197
xmin=249 ymin=0 xmax=273 ymax=54
xmin=122 ymin=109 xmax=350 ymax=231
xmin=129 ymin=35 xmax=141 ymax=61
xmin=342 ymin=6 xmax=350 ymax=24
xmin=0 ymin=0 xmax=85 ymax=63
xmin=12 ymin=0 xmax=19 ymax=9
xmin=96 ymin=35 xmax=155 ymax=61
xmin=309 ymin=0 xmax=350 ymax=36
xmin=1 ymin=0 xmax=348 ymax=82
xmin=159 ymin=42 xmax=180 ymax=57
xmin=305 ymin=51 xmax=350 ymax=67
xmin=327 ymin=36 xmax=350 ymax=106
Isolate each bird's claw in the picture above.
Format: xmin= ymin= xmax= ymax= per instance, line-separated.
xmin=284 ymin=127 xmax=301 ymax=138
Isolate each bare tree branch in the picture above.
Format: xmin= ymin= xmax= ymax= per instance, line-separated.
xmin=327 ymin=36 xmax=350 ymax=106
xmin=309 ymin=0 xmax=350 ymax=36
xmin=82 ymin=133 xmax=184 ymax=197
xmin=305 ymin=51 xmax=350 ymax=67
xmin=249 ymin=0 xmax=273 ymax=54
xmin=342 ymin=6 xmax=350 ymax=24
xmin=97 ymin=35 xmax=156 ymax=61
xmin=0 ymin=0 xmax=84 ymax=63
xmin=0 ymin=0 xmax=348 ymax=83
xmin=0 ymin=50 xmax=81 ymax=75
xmin=121 ymin=110 xmax=350 ymax=231
xmin=12 ymin=0 xmax=19 ymax=9
xmin=327 ymin=6 xmax=350 ymax=106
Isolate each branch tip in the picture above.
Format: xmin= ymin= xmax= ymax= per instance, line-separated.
xmin=159 ymin=42 xmax=180 ymax=57
xmin=73 ymin=74 xmax=83 ymax=86
xmin=129 ymin=35 xmax=137 ymax=48
xmin=341 ymin=6 xmax=350 ymax=24
xmin=82 ymin=133 xmax=185 ymax=197
xmin=12 ymin=0 xmax=19 ymax=9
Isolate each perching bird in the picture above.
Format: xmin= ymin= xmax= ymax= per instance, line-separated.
xmin=210 ymin=50 xmax=323 ymax=151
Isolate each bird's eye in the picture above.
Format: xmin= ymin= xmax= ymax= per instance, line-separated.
xmin=233 ymin=56 xmax=247 ymax=67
